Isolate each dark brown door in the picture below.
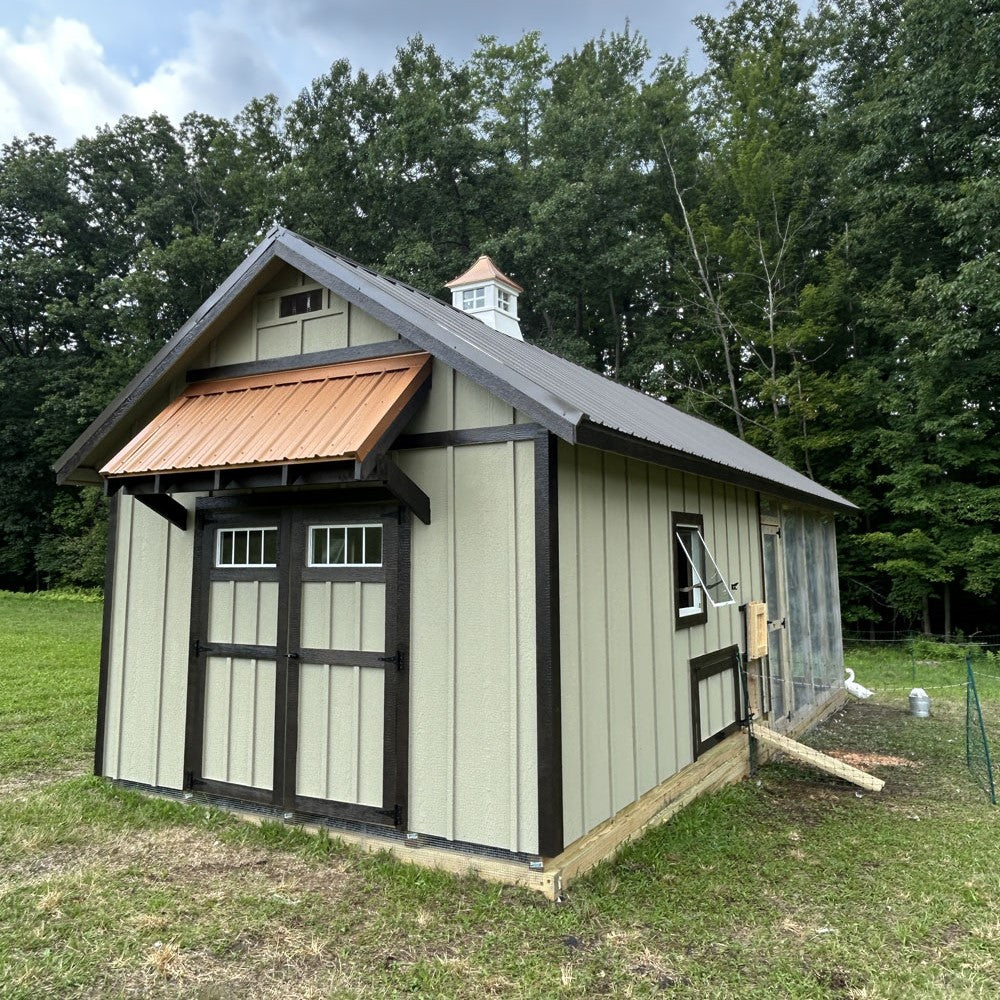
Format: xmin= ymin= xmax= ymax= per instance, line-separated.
xmin=184 ymin=497 xmax=410 ymax=828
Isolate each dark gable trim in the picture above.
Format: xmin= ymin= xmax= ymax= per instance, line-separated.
xmin=186 ymin=338 xmax=422 ymax=383
xmin=262 ymin=234 xmax=581 ymax=443
xmin=576 ymin=422 xmax=856 ymax=514
xmin=94 ymin=491 xmax=119 ymax=777
xmin=534 ymin=431 xmax=564 ymax=858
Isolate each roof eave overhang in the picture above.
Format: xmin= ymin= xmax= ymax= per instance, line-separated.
xmin=576 ymin=420 xmax=859 ymax=514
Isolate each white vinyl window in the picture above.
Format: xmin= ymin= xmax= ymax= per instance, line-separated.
xmin=675 ymin=525 xmax=737 ymax=610
xmin=216 ymin=527 xmax=278 ymax=568
xmin=497 ymin=288 xmax=512 ymax=313
xmin=462 ymin=286 xmax=486 ymax=310
xmin=309 ymin=524 xmax=383 ymax=567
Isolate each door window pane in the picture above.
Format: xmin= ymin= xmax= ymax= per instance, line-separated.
xmin=346 ymin=526 xmax=365 ymax=564
xmin=216 ymin=527 xmax=278 ymax=567
xmin=309 ymin=524 xmax=383 ymax=566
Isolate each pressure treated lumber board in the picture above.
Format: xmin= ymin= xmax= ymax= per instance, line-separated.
xmin=754 ymin=725 xmax=885 ymax=792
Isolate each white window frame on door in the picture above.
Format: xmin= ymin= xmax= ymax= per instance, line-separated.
xmin=307 ymin=523 xmax=384 ymax=568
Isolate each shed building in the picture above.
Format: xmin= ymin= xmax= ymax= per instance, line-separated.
xmin=56 ymin=227 xmax=856 ymax=895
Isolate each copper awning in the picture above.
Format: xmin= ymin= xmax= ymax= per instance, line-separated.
xmin=101 ymin=352 xmax=432 ymax=478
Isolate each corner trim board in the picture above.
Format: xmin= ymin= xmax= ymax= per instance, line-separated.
xmin=94 ymin=491 xmax=119 ymax=777
xmin=535 ymin=431 xmax=564 ymax=857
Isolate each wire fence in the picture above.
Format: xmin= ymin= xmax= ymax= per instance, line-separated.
xmin=760 ymin=638 xmax=1000 ymax=807
xmin=966 ymin=653 xmax=997 ymax=805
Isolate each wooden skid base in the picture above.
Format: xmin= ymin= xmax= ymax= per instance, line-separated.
xmin=546 ymin=735 xmax=751 ymax=897
xmin=149 ymin=691 xmax=853 ymax=901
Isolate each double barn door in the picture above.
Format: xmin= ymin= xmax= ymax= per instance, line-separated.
xmin=184 ymin=499 xmax=409 ymax=828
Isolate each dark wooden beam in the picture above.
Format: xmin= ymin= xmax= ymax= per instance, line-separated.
xmin=394 ymin=422 xmax=542 ymax=451
xmin=134 ymin=493 xmax=189 ymax=531
xmin=379 ymin=459 xmax=431 ymax=526
xmin=186 ymin=337 xmax=423 ymax=383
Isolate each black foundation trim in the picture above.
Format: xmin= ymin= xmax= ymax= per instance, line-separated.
xmin=94 ymin=491 xmax=119 ymax=777
xmin=690 ymin=645 xmax=743 ymax=758
xmin=395 ymin=423 xmax=542 ymax=450
xmin=534 ymin=431 xmax=564 ymax=858
xmin=186 ymin=338 xmax=422 ymax=382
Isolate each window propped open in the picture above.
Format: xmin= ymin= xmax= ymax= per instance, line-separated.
xmin=676 ymin=527 xmax=736 ymax=609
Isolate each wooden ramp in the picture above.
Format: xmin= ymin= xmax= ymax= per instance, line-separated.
xmin=755 ymin=726 xmax=885 ymax=792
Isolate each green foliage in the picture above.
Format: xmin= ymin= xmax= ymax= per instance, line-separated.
xmin=0 ymin=4 xmax=996 ymax=631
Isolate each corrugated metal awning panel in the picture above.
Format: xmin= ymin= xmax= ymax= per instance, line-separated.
xmin=101 ymin=352 xmax=432 ymax=477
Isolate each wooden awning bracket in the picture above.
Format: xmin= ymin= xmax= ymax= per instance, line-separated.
xmin=134 ymin=493 xmax=188 ymax=531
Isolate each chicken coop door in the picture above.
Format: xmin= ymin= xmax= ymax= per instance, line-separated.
xmin=183 ymin=498 xmax=410 ymax=829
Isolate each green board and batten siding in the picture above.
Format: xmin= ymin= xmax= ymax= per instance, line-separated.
xmin=557 ymin=442 xmax=763 ymax=848
xmin=101 ymin=266 xmax=540 ymax=855
xmin=102 ymin=492 xmax=202 ymax=786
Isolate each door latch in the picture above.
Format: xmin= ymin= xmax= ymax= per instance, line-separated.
xmin=378 ymin=650 xmax=405 ymax=671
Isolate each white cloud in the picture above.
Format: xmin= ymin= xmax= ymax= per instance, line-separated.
xmin=0 ymin=18 xmax=132 ymax=144
xmin=0 ymin=12 xmax=285 ymax=147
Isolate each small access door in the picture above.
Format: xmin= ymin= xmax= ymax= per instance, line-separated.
xmin=761 ymin=518 xmax=793 ymax=724
xmin=185 ymin=499 xmax=409 ymax=828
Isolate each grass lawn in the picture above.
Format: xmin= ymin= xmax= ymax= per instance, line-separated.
xmin=2 ymin=594 xmax=1000 ymax=998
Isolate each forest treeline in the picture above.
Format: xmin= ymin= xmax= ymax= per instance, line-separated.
xmin=1 ymin=0 xmax=997 ymax=634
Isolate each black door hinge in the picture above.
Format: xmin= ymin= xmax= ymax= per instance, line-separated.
xmin=378 ymin=650 xmax=405 ymax=671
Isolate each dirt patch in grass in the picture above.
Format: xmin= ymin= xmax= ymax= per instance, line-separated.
xmin=825 ymin=750 xmax=921 ymax=769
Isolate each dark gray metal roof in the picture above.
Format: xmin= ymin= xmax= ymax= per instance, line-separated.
xmin=56 ymin=226 xmax=856 ymax=511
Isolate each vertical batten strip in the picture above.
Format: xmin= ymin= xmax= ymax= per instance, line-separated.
xmin=154 ymin=522 xmax=171 ymax=786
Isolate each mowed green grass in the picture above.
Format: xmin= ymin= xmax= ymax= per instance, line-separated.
xmin=2 ymin=595 xmax=1000 ymax=999
xmin=0 ymin=592 xmax=102 ymax=778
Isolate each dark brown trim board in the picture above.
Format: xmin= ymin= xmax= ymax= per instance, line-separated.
xmin=395 ymin=423 xmax=542 ymax=451
xmin=94 ymin=491 xmax=119 ymax=777
xmin=535 ymin=431 xmax=564 ymax=858
xmin=672 ymin=511 xmax=708 ymax=630
xmin=186 ymin=338 xmax=422 ymax=383
xmin=690 ymin=645 xmax=743 ymax=758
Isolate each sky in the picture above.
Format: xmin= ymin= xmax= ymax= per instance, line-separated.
xmin=0 ymin=0 xmax=730 ymax=147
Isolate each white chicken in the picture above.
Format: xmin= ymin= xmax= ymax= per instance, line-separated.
xmin=845 ymin=667 xmax=874 ymax=699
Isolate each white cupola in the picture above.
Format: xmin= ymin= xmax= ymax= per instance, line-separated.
xmin=445 ymin=255 xmax=524 ymax=339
